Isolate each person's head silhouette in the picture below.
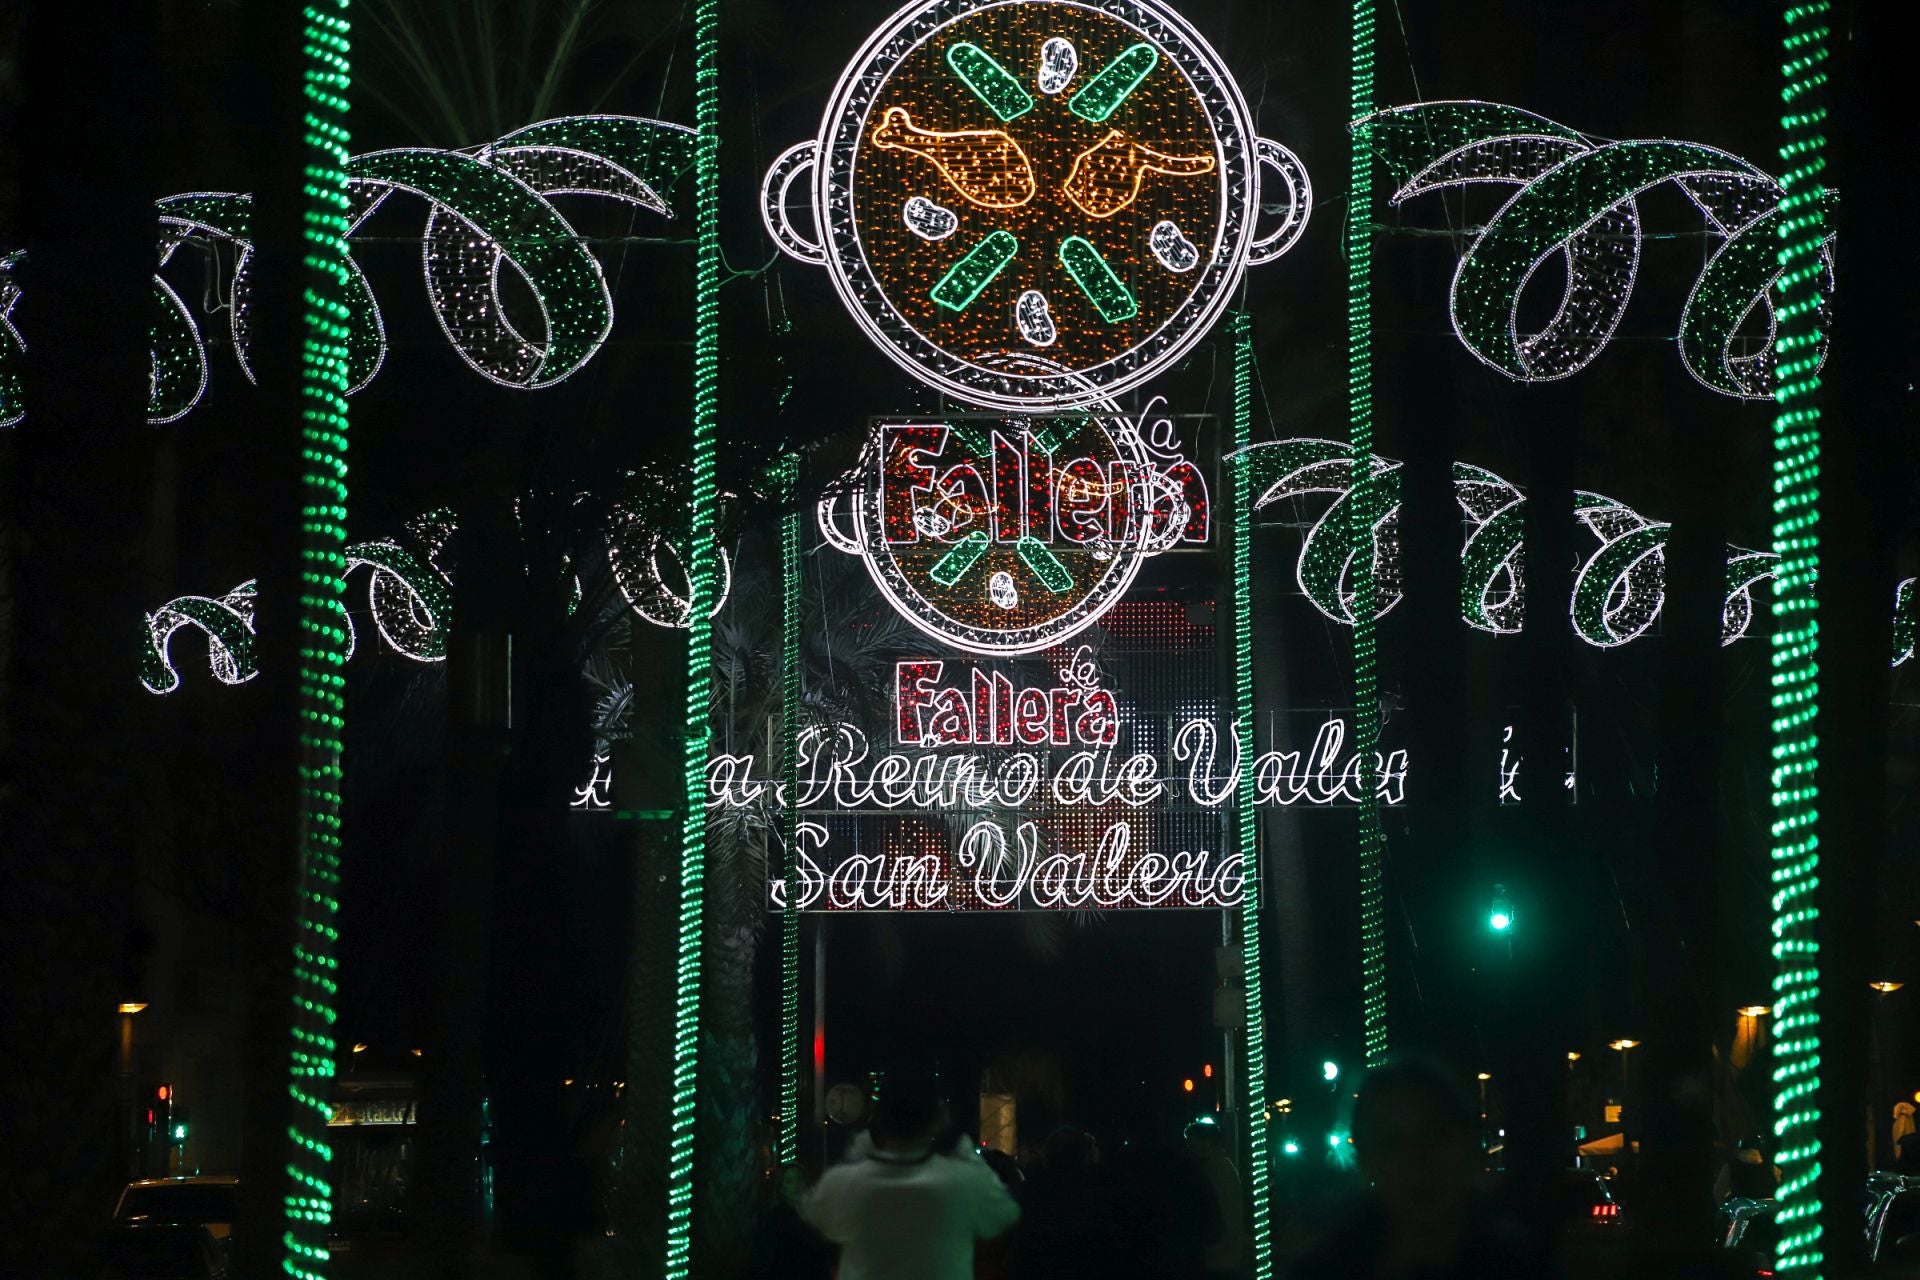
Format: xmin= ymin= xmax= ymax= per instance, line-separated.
xmin=871 ymin=1064 xmax=948 ymax=1154
xmin=1352 ymin=1056 xmax=1479 ymax=1228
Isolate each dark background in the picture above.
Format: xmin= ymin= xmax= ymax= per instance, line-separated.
xmin=2 ymin=0 xmax=1916 ymax=1235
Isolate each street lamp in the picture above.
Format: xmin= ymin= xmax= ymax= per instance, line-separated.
xmin=118 ymin=1001 xmax=147 ymax=1178
xmin=1734 ymin=1006 xmax=1770 ymax=1070
xmin=1608 ymin=1040 xmax=1638 ymax=1134
xmin=1870 ymin=982 xmax=1905 ymax=994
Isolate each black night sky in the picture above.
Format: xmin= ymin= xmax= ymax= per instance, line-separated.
xmin=2 ymin=1 xmax=1917 ymax=1275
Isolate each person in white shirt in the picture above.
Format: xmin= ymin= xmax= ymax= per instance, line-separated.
xmin=802 ymin=1065 xmax=1020 ymax=1280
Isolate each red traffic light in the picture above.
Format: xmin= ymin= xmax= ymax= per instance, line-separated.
xmin=1203 ymin=1063 xmax=1214 ymax=1079
xmin=156 ymin=1084 xmax=171 ymax=1102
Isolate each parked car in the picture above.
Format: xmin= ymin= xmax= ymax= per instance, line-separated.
xmin=1562 ymin=1168 xmax=1626 ymax=1234
xmin=113 ymin=1175 xmax=238 ymax=1239
xmin=100 ymin=1222 xmax=228 ymax=1279
xmin=1865 ymin=1172 xmax=1920 ymax=1266
xmin=1715 ymin=1194 xmax=1778 ymax=1274
xmin=109 ymin=1176 xmax=238 ymax=1278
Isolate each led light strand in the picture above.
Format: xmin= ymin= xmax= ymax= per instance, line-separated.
xmin=779 ymin=455 xmax=802 ymax=1165
xmin=1230 ymin=313 xmax=1272 ymax=1280
xmin=1769 ymin=3 xmax=1830 ymax=1274
xmin=0 ymin=252 xmax=21 ymax=427
xmin=1348 ymin=0 xmax=1389 ymax=1071
xmin=663 ymin=0 xmax=720 ymax=1273
xmin=1894 ymin=579 xmax=1916 ymax=668
xmin=282 ymin=4 xmax=351 ymax=1278
xmin=1353 ymin=100 xmax=1834 ymax=398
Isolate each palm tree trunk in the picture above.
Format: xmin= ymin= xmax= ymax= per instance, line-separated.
xmin=611 ymin=625 xmax=689 ymax=1264
xmin=696 ymin=815 xmax=764 ymax=1279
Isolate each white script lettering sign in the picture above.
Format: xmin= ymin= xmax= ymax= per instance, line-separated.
xmin=735 ymin=646 xmax=1407 ymax=913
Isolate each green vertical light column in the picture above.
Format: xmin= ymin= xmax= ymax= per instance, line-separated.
xmin=778 ymin=455 xmax=802 ymax=1165
xmin=664 ymin=0 xmax=721 ymax=1275
xmin=1769 ymin=3 xmax=1830 ymax=1274
xmin=660 ymin=0 xmax=721 ymax=1274
xmin=1347 ymin=0 xmax=1388 ymax=1068
xmin=282 ymin=5 xmax=352 ymax=1279
xmin=1229 ymin=313 xmax=1272 ymax=1280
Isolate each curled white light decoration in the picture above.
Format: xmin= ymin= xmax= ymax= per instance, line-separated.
xmin=1243 ymin=437 xmax=1804 ymax=651
xmin=1355 ymin=101 xmax=1835 ymax=398
xmin=607 ymin=501 xmax=735 ymax=629
xmin=1 ymin=116 xmax=698 ymax=428
xmin=1895 ymin=579 xmax=1917 ymax=668
xmin=142 ymin=512 xmax=457 ymax=692
xmin=345 ymin=516 xmax=455 ymax=662
xmin=142 ymin=581 xmax=259 ymax=694
xmin=0 ymin=253 xmax=22 ymax=428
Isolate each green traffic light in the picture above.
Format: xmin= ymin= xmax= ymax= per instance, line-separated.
xmin=1489 ymin=883 xmax=1514 ymax=933
xmin=1321 ymin=1060 xmax=1339 ymax=1082
xmin=171 ymin=1124 xmax=187 ymax=1142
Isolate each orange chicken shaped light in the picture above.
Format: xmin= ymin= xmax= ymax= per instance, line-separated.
xmin=1064 ymin=130 xmax=1216 ymax=219
xmin=870 ymin=107 xmax=1037 ymax=209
